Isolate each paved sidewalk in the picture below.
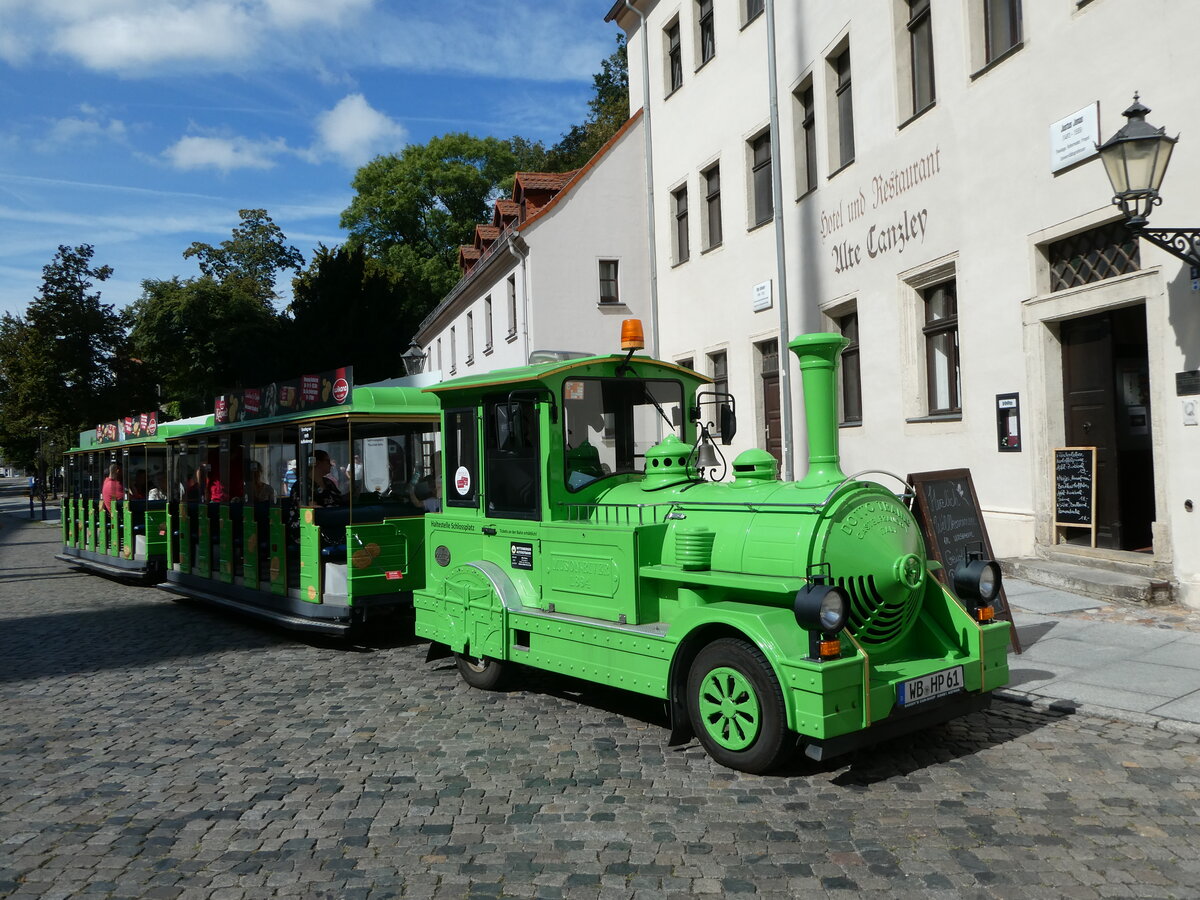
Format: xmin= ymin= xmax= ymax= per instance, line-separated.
xmin=1001 ymin=579 xmax=1200 ymax=737
xmin=6 ymin=475 xmax=1200 ymax=738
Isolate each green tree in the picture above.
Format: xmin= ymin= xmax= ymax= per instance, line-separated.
xmin=183 ymin=208 xmax=305 ymax=307
xmin=0 ymin=245 xmax=130 ymax=471
xmin=340 ymin=133 xmax=522 ymax=319
xmin=124 ymin=276 xmax=284 ymax=417
xmin=546 ymin=34 xmax=629 ymax=170
xmin=287 ymin=244 xmax=423 ymax=384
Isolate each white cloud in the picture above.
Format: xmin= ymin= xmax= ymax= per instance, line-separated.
xmin=163 ymin=134 xmax=287 ymax=172
xmin=51 ymin=2 xmax=257 ymax=71
xmin=312 ymin=94 xmax=405 ymax=168
xmin=1 ymin=0 xmax=607 ymax=84
xmin=40 ymin=108 xmax=129 ymax=150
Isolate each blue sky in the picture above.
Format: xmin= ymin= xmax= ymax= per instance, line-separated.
xmin=0 ymin=0 xmax=620 ymax=318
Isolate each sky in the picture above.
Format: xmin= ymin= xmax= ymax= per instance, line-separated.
xmin=0 ymin=0 xmax=621 ymax=318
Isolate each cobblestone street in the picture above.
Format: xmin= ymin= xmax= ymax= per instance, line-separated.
xmin=3 ymin=510 xmax=1200 ymax=899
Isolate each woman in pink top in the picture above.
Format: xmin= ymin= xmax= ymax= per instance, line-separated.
xmin=101 ymin=462 xmax=125 ymax=512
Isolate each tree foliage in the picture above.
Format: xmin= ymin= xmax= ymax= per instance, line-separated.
xmin=183 ymin=208 xmax=305 ymax=307
xmin=340 ymin=133 xmax=522 ymax=318
xmin=0 ymin=245 xmax=133 ymax=471
xmin=124 ymin=276 xmax=284 ymax=417
xmin=287 ymin=244 xmax=423 ymax=384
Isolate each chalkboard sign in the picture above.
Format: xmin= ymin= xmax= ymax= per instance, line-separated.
xmin=908 ymin=468 xmax=1020 ymax=653
xmin=1054 ymin=447 xmax=1096 ymax=546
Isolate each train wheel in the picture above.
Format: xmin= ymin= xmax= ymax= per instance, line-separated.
xmin=455 ymin=652 xmax=509 ymax=690
xmin=686 ymin=638 xmax=790 ymax=774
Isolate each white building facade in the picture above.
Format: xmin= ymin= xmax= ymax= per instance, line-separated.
xmin=415 ymin=112 xmax=651 ymax=377
xmin=608 ymin=0 xmax=1200 ymax=606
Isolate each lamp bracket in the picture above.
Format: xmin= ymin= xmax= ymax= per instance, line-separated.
xmin=1134 ymin=226 xmax=1200 ymax=269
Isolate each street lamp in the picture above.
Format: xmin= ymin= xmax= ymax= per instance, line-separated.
xmin=401 ymin=340 xmax=427 ymax=376
xmin=1097 ymin=94 xmax=1200 ymax=267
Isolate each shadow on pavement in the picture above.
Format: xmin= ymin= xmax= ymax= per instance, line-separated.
xmin=0 ymin=600 xmax=292 ymax=685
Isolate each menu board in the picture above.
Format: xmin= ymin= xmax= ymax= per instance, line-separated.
xmin=1054 ymin=447 xmax=1095 ymax=526
xmin=908 ymin=468 xmax=1020 ymax=653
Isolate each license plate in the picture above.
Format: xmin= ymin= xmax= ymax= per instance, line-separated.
xmin=897 ymin=665 xmax=964 ymax=708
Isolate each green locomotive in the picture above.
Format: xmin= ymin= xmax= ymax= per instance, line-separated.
xmin=414 ymin=322 xmax=1010 ymax=773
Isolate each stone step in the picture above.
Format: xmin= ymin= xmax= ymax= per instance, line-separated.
xmin=1000 ymin=556 xmax=1173 ymax=606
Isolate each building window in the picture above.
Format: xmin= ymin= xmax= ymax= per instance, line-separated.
xmin=466 ymin=312 xmax=474 ymax=364
xmin=450 ymin=326 xmax=457 ymax=374
xmin=666 ymin=21 xmax=683 ymax=93
xmin=436 ymin=338 xmax=442 ymax=372
xmin=908 ymin=0 xmax=935 ymax=115
xmin=985 ymin=0 xmax=1022 ymax=63
xmin=744 ymin=0 xmax=764 ymax=24
xmin=830 ymin=46 xmax=855 ymax=170
xmin=794 ymin=81 xmax=817 ymax=196
xmin=838 ymin=312 xmax=862 ymax=424
xmin=702 ymin=163 xmax=722 ymax=250
xmin=677 ymin=357 xmax=695 ymax=372
xmin=1048 ymin=221 xmax=1140 ymax=292
xmin=599 ymin=259 xmax=620 ymax=304
xmin=484 ymin=296 xmax=493 ymax=350
xmin=750 ymin=132 xmax=773 ymax=226
xmin=922 ymin=281 xmax=959 ymax=415
xmin=673 ymin=185 xmax=690 ymax=264
xmin=507 ymin=275 xmax=517 ymax=338
xmin=697 ymin=0 xmax=715 ymax=66
xmin=709 ymin=350 xmax=728 ymax=435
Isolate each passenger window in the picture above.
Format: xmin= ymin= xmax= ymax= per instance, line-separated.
xmin=485 ymin=397 xmax=540 ymax=519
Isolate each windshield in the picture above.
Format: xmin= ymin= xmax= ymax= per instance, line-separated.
xmin=561 ymin=377 xmax=684 ymax=491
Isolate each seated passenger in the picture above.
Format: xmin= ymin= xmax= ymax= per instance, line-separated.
xmin=248 ymin=461 xmax=275 ymax=503
xmin=101 ymin=463 xmax=124 ymax=512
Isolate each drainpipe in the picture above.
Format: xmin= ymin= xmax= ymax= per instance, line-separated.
xmin=624 ymin=0 xmax=660 ymax=358
xmin=507 ymin=235 xmax=531 ymax=362
xmin=765 ymin=0 xmax=794 ymax=480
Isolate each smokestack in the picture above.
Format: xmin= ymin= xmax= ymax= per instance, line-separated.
xmin=787 ymin=332 xmax=850 ymax=489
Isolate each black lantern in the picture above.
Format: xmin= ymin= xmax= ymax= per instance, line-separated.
xmin=1098 ymin=94 xmax=1199 ymax=267
xmin=401 ymin=340 xmax=426 ymax=376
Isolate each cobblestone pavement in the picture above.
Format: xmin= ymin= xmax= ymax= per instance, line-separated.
xmin=4 ymin=510 xmax=1200 ymax=899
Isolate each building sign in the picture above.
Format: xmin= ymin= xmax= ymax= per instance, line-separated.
xmin=819 ymin=146 xmax=942 ymax=276
xmin=751 ymin=280 xmax=772 ymax=311
xmin=1050 ymin=102 xmax=1099 ymax=173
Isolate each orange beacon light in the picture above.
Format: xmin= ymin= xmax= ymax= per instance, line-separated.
xmin=621 ymin=318 xmax=645 ymax=351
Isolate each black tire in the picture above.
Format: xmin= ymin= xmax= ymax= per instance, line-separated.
xmin=686 ymin=638 xmax=790 ymax=774
xmin=455 ymin=652 xmax=509 ymax=690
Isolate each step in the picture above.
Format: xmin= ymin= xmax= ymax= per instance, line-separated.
xmin=1000 ymin=557 xmax=1173 ymax=606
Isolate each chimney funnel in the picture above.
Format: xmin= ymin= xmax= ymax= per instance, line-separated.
xmin=787 ymin=332 xmax=849 ymax=489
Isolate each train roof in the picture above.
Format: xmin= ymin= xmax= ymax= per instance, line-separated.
xmin=424 ymin=353 xmax=710 ymax=397
xmin=167 ymin=383 xmax=440 ymax=440
xmin=69 ymin=413 xmax=215 ymax=453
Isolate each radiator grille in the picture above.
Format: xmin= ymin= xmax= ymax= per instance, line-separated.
xmin=838 ymin=574 xmax=920 ymax=645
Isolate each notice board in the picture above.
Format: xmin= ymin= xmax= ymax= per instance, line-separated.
xmin=1053 ymin=446 xmax=1097 ymax=546
xmin=908 ymin=468 xmax=1020 ymax=653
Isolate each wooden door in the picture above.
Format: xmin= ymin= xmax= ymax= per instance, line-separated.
xmin=759 ymin=340 xmax=782 ymax=466
xmin=1061 ymin=313 xmax=1119 ymax=548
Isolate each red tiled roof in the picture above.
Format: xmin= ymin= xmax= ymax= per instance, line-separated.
xmin=474 ymin=224 xmax=500 ymax=243
xmin=514 ymin=170 xmax=578 ymax=192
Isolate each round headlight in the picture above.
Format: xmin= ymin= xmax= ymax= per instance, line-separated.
xmin=794 ymin=584 xmax=848 ymax=634
xmin=818 ymin=592 xmax=845 ymax=631
xmin=952 ymin=559 xmax=1002 ymax=604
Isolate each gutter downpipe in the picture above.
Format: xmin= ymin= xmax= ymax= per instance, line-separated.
xmin=624 ymin=0 xmax=660 ymax=358
xmin=506 ymin=235 xmax=531 ymax=363
xmin=765 ymin=0 xmax=794 ymax=481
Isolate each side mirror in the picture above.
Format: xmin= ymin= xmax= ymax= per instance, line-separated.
xmin=719 ymin=403 xmax=737 ymax=445
xmin=671 ymin=406 xmax=683 ymax=428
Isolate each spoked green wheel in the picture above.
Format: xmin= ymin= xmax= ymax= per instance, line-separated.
xmin=687 ymin=638 xmax=790 ymax=774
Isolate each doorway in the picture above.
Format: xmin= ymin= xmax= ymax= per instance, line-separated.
xmin=758 ymin=339 xmax=782 ymax=466
xmin=1060 ymin=304 xmax=1155 ymax=551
